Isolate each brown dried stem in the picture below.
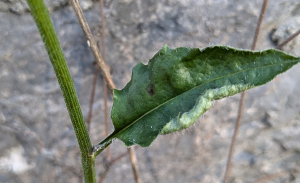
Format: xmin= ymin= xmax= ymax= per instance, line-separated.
xmin=70 ymin=0 xmax=115 ymax=90
xmin=71 ymin=1 xmax=141 ymax=182
xmin=98 ymin=167 xmax=109 ymax=183
xmin=86 ymin=65 xmax=99 ymax=133
xmin=128 ymin=147 xmax=142 ymax=183
xmin=97 ymin=151 xmax=129 ymax=183
xmin=103 ymin=80 xmax=110 ymax=158
xmin=249 ymin=166 xmax=300 ymax=183
xmin=251 ymin=0 xmax=269 ymax=50
xmin=98 ymin=0 xmax=141 ymax=181
xmin=223 ymin=92 xmax=246 ymax=183
xmin=97 ymin=147 xmax=141 ymax=183
xmin=223 ymin=1 xmax=268 ymax=183
xmin=276 ymin=29 xmax=300 ymax=50
xmin=99 ymin=0 xmax=111 ymax=162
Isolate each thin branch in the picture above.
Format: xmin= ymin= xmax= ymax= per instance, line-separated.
xmin=108 ymin=0 xmax=114 ymax=8
xmin=70 ymin=0 xmax=116 ymax=90
xmin=98 ymin=1 xmax=140 ymax=182
xmin=223 ymin=92 xmax=246 ymax=183
xmin=223 ymin=1 xmax=268 ymax=183
xmin=49 ymin=157 xmax=81 ymax=178
xmin=276 ymin=29 xmax=300 ymax=50
xmin=100 ymin=0 xmax=111 ymax=162
xmin=251 ymin=0 xmax=269 ymax=50
xmin=100 ymin=0 xmax=107 ymax=63
xmin=103 ymin=81 xmax=110 ymax=159
xmin=98 ymin=166 xmax=110 ymax=183
xmin=86 ymin=65 xmax=99 ymax=133
xmin=128 ymin=147 xmax=142 ymax=183
xmin=71 ymin=2 xmax=142 ymax=183
xmin=249 ymin=166 xmax=300 ymax=183
xmin=97 ymin=151 xmax=129 ymax=183
xmin=109 ymin=150 xmax=129 ymax=165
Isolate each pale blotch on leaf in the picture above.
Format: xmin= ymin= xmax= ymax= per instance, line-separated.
xmin=160 ymin=84 xmax=251 ymax=134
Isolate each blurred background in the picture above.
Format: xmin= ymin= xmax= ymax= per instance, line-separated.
xmin=1 ymin=0 xmax=300 ymax=182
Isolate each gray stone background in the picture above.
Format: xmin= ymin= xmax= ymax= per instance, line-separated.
xmin=1 ymin=0 xmax=300 ymax=182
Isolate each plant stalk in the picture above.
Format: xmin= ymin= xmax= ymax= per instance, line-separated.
xmin=26 ymin=0 xmax=95 ymax=182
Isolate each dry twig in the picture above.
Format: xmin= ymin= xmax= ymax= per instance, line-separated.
xmin=249 ymin=166 xmax=300 ymax=183
xmin=99 ymin=0 xmax=111 ymax=162
xmin=128 ymin=147 xmax=142 ymax=183
xmin=251 ymin=0 xmax=268 ymax=51
xmin=71 ymin=1 xmax=142 ymax=182
xmin=70 ymin=0 xmax=115 ymax=90
xmin=98 ymin=151 xmax=129 ymax=183
xmin=223 ymin=1 xmax=269 ymax=182
xmin=276 ymin=29 xmax=300 ymax=50
xmin=86 ymin=64 xmax=99 ymax=133
xmin=98 ymin=0 xmax=141 ymax=181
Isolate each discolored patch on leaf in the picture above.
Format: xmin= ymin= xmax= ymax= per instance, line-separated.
xmin=146 ymin=84 xmax=155 ymax=96
xmin=98 ymin=45 xmax=300 ymax=148
xmin=160 ymin=84 xmax=250 ymax=134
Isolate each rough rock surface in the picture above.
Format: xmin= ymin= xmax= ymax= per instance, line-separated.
xmin=1 ymin=0 xmax=300 ymax=182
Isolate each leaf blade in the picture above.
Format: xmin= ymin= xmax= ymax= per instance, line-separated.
xmin=107 ymin=45 xmax=299 ymax=147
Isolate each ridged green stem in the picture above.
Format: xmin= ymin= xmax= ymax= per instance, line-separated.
xmin=26 ymin=0 xmax=95 ymax=182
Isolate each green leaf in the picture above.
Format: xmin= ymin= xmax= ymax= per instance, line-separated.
xmin=100 ymin=45 xmax=300 ymax=149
